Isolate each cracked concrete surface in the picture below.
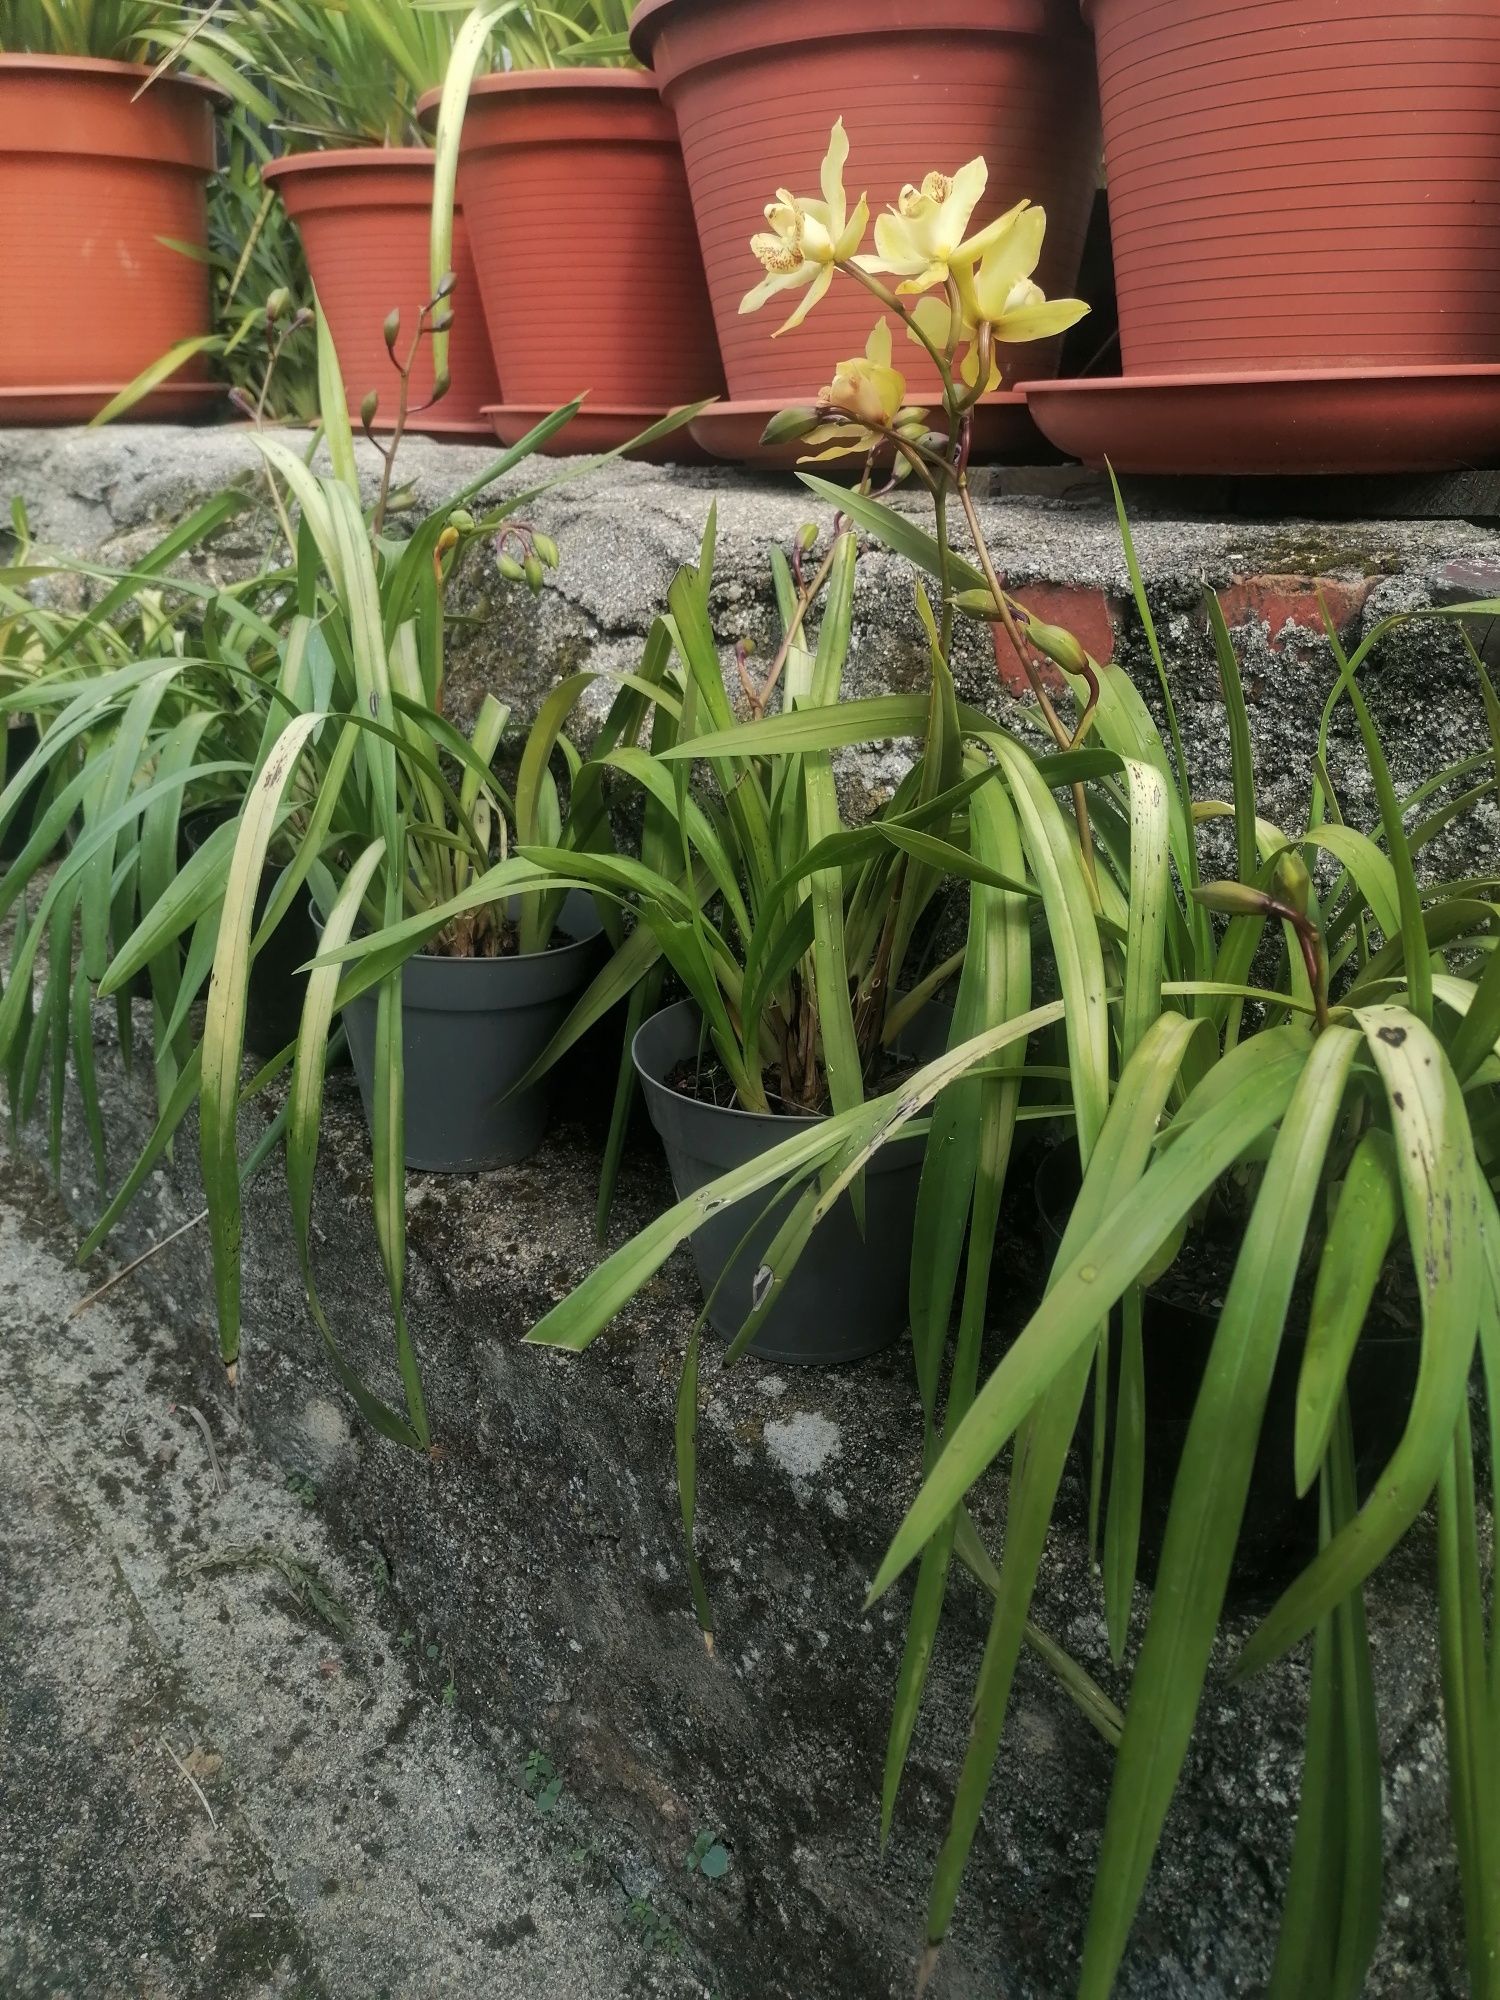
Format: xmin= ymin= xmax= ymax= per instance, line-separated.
xmin=4 ymin=1004 xmax=1468 ymax=2000
xmin=4 ymin=423 xmax=1498 ymax=868
xmin=0 ymin=1154 xmax=710 ymax=2000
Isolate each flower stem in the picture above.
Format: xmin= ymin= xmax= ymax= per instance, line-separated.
xmin=955 ymin=480 xmax=1101 ymax=906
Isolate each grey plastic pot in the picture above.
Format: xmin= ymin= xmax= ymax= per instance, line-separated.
xmin=633 ymin=997 xmax=942 ymax=1366
xmin=335 ymin=890 xmax=603 ymax=1173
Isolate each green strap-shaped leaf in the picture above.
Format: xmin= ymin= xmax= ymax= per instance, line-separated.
xmin=1078 ymin=1026 xmax=1359 ymax=1999
xmin=314 ymin=300 xmax=359 ymax=502
xmin=801 ymin=537 xmax=863 ymax=1129
xmin=884 ymin=775 xmax=1029 ymax=1842
xmin=1269 ymin=1401 xmax=1383 ymax=2000
xmin=200 ymin=713 xmax=325 ymax=1368
xmin=1239 ymin=1004 xmax=1483 ymax=1673
xmin=284 ymin=836 xmax=423 ymax=1448
xmin=984 ymin=730 xmax=1111 ymax=1160
xmin=869 ymin=1028 xmax=1311 ymax=1601
xmin=924 ymin=1011 xmax=1209 ymax=1947
xmin=1295 ymin=1128 xmax=1401 ymax=1494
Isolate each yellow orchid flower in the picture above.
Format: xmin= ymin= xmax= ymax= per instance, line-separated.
xmin=824 ymin=318 xmax=906 ymax=425
xmin=857 ymin=159 xmax=1027 ymax=298
xmin=969 ymin=204 xmax=1089 ymax=338
xmin=740 ymin=118 xmax=870 ymax=336
xmin=907 ymin=205 xmax=1089 ymax=389
xmin=800 ymin=320 xmax=925 ymax=462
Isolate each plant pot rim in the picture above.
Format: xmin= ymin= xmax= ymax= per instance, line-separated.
xmin=629 ymin=0 xmax=1091 ymax=66
xmin=634 ymin=998 xmax=826 ymax=1134
xmin=415 ymin=66 xmax=655 ymax=128
xmin=261 ymin=145 xmax=434 ymax=185
xmin=0 ymin=50 xmax=228 ymax=104
xmin=310 ymin=894 xmax=602 ymax=972
xmin=633 ymin=994 xmax=943 ymax=1135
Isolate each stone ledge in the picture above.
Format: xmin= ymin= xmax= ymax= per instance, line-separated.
xmin=4 ymin=425 xmax=1498 ymax=874
xmin=20 ymin=1004 xmax=1463 ymax=2000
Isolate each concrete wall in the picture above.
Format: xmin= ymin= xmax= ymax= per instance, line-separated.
xmin=4 ymin=425 xmax=1499 ymax=876
xmin=0 ymin=425 xmax=1486 ymax=1993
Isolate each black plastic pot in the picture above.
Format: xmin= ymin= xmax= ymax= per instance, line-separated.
xmin=1034 ymin=1145 xmax=1423 ymax=1588
xmin=633 ymin=998 xmax=942 ymax=1367
xmin=183 ymin=807 xmax=319 ymax=1062
xmin=335 ymin=889 xmax=603 ymax=1173
xmin=1 ymin=719 xmax=55 ymax=862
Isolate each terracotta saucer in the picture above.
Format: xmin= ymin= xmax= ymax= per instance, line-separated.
xmin=376 ymin=413 xmax=498 ymax=442
xmin=482 ymin=404 xmax=712 ymax=464
xmin=688 ymin=394 xmax=1056 ymax=473
xmin=1020 ymin=367 xmax=1500 ymax=476
xmin=0 ymin=381 xmax=225 ymax=425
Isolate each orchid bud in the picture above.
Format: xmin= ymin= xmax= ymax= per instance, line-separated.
xmin=430 ymin=369 xmax=450 ymax=403
xmin=533 ymin=533 xmax=560 ymax=569
xmin=435 ymin=269 xmax=457 ymax=300
xmin=448 ymin=507 xmax=475 ymax=533
xmin=796 ymin=522 xmax=818 ymax=552
xmin=523 ymin=553 xmax=545 ymax=593
xmin=359 ymin=389 xmax=379 ymax=430
xmin=1024 ymin=617 xmax=1091 ymax=677
xmin=497 ymin=552 xmax=526 ymax=583
xmin=431 ymin=308 xmax=454 ymax=334
xmin=1273 ymin=848 xmax=1313 ymax=917
xmin=265 ymin=286 xmax=290 ymax=323
xmin=951 ymin=588 xmax=1002 ymax=619
xmin=760 ymin=406 xmax=819 ymax=447
xmin=382 ymin=307 xmax=401 ymax=351
xmin=1191 ymin=881 xmax=1274 ymax=919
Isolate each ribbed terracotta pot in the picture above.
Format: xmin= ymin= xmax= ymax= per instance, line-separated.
xmin=1086 ymin=0 xmax=1500 ymax=375
xmin=0 ymin=55 xmax=222 ymax=423
xmin=262 ymin=149 xmax=499 ymax=438
xmin=416 ymin=71 xmax=723 ymax=451
xmin=631 ymin=0 xmax=1100 ymax=406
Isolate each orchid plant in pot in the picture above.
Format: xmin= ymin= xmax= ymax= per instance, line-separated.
xmin=328 ymin=491 xmax=1009 ymax=1365
xmin=626 ymin=0 xmax=1099 ymax=465
xmin=709 ymin=127 xmax=1500 ymax=1996
xmin=397 ymin=120 xmax=1497 ymax=1992
xmin=64 ymin=310 xmax=706 ymax=1453
xmin=0 ymin=1 xmax=224 ymax=422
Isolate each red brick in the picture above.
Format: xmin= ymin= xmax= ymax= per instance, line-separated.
xmin=1213 ymin=574 xmax=1374 ymax=650
xmin=990 ymin=585 xmax=1119 ymax=698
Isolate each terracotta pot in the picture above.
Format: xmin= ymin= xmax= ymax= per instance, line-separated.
xmin=262 ymin=149 xmax=499 ymax=438
xmin=631 ymin=0 xmax=1099 ymax=406
xmin=0 ymin=55 xmax=222 ymax=423
xmin=417 ymin=71 xmax=723 ymax=449
xmin=1086 ymin=0 xmax=1500 ymax=375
